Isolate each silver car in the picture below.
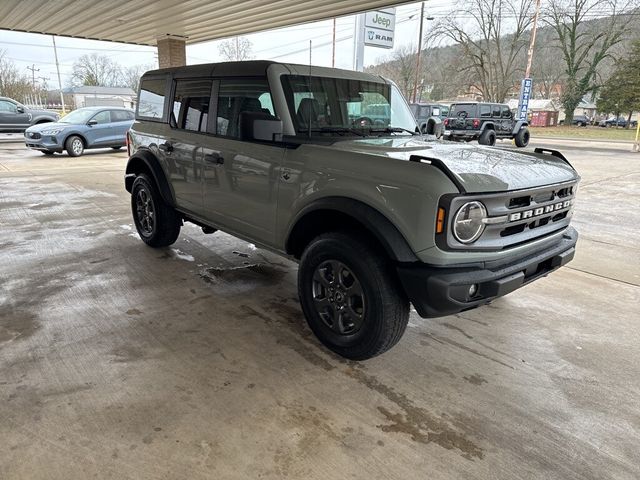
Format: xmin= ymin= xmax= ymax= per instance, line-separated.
xmin=24 ymin=106 xmax=134 ymax=156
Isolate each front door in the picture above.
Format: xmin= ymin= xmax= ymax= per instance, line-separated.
xmin=203 ymin=77 xmax=284 ymax=245
xmin=85 ymin=110 xmax=113 ymax=146
xmin=0 ymin=99 xmax=30 ymax=130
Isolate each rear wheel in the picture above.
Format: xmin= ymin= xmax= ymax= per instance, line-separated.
xmin=65 ymin=135 xmax=84 ymax=157
xmin=478 ymin=129 xmax=496 ymax=146
xmin=298 ymin=231 xmax=410 ymax=360
xmin=514 ymin=127 xmax=530 ymax=147
xmin=131 ymin=174 xmax=181 ymax=247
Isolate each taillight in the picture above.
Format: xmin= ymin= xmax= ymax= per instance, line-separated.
xmin=444 ymin=118 xmax=449 ymax=126
xmin=473 ymin=119 xmax=480 ymax=128
xmin=126 ymin=131 xmax=131 ymax=156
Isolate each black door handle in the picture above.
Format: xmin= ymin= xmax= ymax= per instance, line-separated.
xmin=159 ymin=142 xmax=173 ymax=153
xmin=204 ymin=153 xmax=224 ymax=165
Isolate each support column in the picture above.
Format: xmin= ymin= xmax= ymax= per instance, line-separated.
xmin=156 ymin=35 xmax=187 ymax=68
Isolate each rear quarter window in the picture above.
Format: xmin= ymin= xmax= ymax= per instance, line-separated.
xmin=137 ymin=78 xmax=166 ymax=120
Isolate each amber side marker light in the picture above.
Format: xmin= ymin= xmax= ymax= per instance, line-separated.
xmin=436 ymin=207 xmax=446 ymax=233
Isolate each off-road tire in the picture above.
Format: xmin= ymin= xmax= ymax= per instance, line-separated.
xmin=298 ymin=231 xmax=410 ymax=360
xmin=479 ymin=129 xmax=496 ymax=146
xmin=131 ymin=173 xmax=181 ymax=248
xmin=514 ymin=127 xmax=530 ymax=147
xmin=65 ymin=135 xmax=84 ymax=157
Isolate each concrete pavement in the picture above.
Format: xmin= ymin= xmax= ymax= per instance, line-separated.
xmin=0 ymin=140 xmax=638 ymax=479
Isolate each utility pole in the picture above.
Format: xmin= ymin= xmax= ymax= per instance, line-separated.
xmin=51 ymin=36 xmax=66 ymax=113
xmin=332 ymin=18 xmax=336 ymax=68
xmin=525 ymin=0 xmax=542 ymax=78
xmin=412 ymin=4 xmax=434 ymax=103
xmin=516 ymin=0 xmax=541 ymax=121
xmin=26 ymin=64 xmax=40 ymax=88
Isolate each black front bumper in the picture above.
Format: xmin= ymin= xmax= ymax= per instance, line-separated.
xmin=397 ymin=227 xmax=578 ymax=318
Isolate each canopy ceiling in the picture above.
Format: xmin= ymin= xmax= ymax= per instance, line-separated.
xmin=0 ymin=0 xmax=409 ymax=46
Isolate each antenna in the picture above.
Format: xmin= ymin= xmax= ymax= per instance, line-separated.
xmin=307 ymin=40 xmax=313 ymax=139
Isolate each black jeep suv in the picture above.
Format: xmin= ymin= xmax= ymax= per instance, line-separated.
xmin=444 ymin=102 xmax=530 ymax=147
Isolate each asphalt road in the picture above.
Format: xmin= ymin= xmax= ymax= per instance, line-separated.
xmin=0 ymin=138 xmax=638 ymax=480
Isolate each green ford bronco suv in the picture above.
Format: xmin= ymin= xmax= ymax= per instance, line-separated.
xmin=125 ymin=61 xmax=579 ymax=360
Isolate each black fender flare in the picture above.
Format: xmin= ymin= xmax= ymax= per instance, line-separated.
xmin=512 ymin=121 xmax=529 ymax=135
xmin=124 ymin=149 xmax=175 ymax=207
xmin=480 ymin=122 xmax=495 ymax=132
xmin=286 ymin=196 xmax=419 ymax=263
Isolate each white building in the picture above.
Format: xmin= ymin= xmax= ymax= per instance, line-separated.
xmin=62 ymin=86 xmax=137 ymax=109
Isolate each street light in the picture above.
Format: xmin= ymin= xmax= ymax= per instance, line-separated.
xmin=412 ymin=2 xmax=435 ymax=103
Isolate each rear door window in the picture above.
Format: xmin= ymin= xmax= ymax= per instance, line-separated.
xmin=111 ymin=110 xmax=132 ymax=122
xmin=137 ymin=78 xmax=166 ymax=120
xmin=479 ymin=105 xmax=491 ymax=118
xmin=172 ymin=79 xmax=213 ymax=133
xmin=492 ymin=105 xmax=501 ymax=117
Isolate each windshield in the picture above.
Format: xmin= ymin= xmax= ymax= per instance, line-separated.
xmin=282 ymin=75 xmax=417 ymax=136
xmin=59 ymin=109 xmax=97 ymax=124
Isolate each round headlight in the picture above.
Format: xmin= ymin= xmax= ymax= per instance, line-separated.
xmin=453 ymin=201 xmax=487 ymax=244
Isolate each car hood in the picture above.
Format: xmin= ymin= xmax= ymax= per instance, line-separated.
xmin=26 ymin=121 xmax=74 ymax=132
xmin=329 ymin=137 xmax=579 ymax=193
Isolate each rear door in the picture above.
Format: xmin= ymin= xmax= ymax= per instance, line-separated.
xmin=163 ymin=77 xmax=214 ymax=216
xmin=109 ymin=109 xmax=134 ymax=146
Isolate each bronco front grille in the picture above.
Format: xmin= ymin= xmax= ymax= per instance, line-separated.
xmin=443 ymin=181 xmax=578 ymax=251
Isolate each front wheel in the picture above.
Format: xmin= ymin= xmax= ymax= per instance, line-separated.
xmin=514 ymin=127 xmax=530 ymax=147
xmin=65 ymin=135 xmax=84 ymax=157
xmin=131 ymin=174 xmax=181 ymax=247
xmin=298 ymin=231 xmax=409 ymax=360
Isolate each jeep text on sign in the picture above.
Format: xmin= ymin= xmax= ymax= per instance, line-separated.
xmin=364 ymin=9 xmax=395 ymax=32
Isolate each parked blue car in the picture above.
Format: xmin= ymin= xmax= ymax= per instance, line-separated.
xmin=24 ymin=106 xmax=134 ymax=157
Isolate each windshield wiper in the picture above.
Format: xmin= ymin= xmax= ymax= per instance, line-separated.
xmin=369 ymin=126 xmax=417 ymax=136
xmin=313 ymin=127 xmax=367 ymax=137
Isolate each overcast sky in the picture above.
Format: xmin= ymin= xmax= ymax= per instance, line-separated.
xmin=0 ymin=1 xmax=459 ymax=90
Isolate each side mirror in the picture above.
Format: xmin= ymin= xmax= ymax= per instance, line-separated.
xmin=239 ymin=111 xmax=283 ymax=142
xmin=87 ymin=119 xmax=98 ymax=126
xmin=16 ymin=106 xmax=25 ymax=113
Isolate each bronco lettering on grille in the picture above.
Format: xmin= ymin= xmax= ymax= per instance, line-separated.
xmin=508 ymin=200 xmax=572 ymax=222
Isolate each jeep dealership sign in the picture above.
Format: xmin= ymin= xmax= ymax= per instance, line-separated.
xmin=364 ymin=8 xmax=395 ymax=49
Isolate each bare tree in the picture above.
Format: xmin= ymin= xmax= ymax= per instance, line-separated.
xmin=543 ymin=0 xmax=638 ymax=123
xmin=71 ymin=53 xmax=122 ymax=87
xmin=0 ymin=50 xmax=33 ymax=100
xmin=367 ymin=45 xmax=417 ymax=100
xmin=434 ymin=0 xmax=535 ymax=102
xmin=122 ymin=64 xmax=153 ymax=92
xmin=531 ymin=43 xmax=566 ymax=98
xmin=218 ymin=37 xmax=254 ymax=61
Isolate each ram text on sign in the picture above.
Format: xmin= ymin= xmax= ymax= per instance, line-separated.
xmin=364 ymin=27 xmax=394 ymax=48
